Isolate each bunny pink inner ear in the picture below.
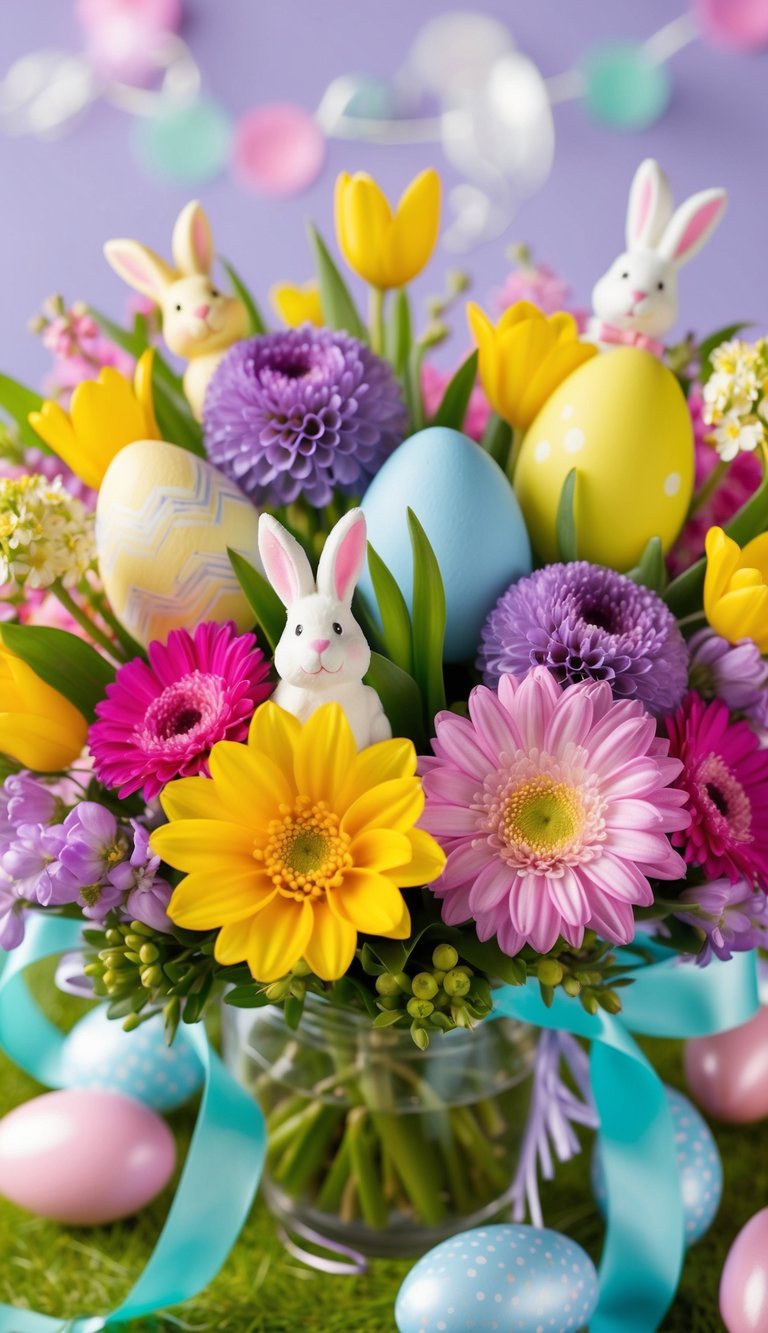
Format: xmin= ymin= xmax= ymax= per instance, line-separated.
xmin=673 ymin=198 xmax=724 ymax=260
xmin=108 ymin=246 xmax=165 ymax=300
xmin=334 ymin=520 xmax=366 ymax=602
xmin=634 ymin=176 xmax=654 ymax=243
xmin=261 ymin=530 xmax=301 ymax=604
xmin=192 ymin=211 xmax=213 ymax=273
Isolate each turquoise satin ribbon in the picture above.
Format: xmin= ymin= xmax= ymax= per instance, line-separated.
xmin=0 ymin=916 xmax=266 ymax=1333
xmin=494 ymin=944 xmax=759 ymax=1333
xmin=0 ymin=919 xmax=759 ymax=1332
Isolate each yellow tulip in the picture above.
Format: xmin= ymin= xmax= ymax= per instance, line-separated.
xmin=0 ymin=645 xmax=88 ymax=771
xmin=467 ymin=300 xmax=597 ymax=432
xmin=29 ymin=349 xmax=160 ymax=490
xmin=270 ymin=281 xmax=323 ymax=328
xmin=334 ymin=168 xmax=441 ymax=290
xmin=704 ymin=526 xmax=768 ymax=652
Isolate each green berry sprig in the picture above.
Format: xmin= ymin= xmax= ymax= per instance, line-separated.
xmin=372 ymin=944 xmax=493 ymax=1049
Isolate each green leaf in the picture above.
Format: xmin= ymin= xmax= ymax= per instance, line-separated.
xmin=228 ymin=548 xmax=285 ymax=651
xmin=307 ymin=225 xmax=366 ymax=341
xmin=480 ymin=413 xmax=512 ymax=469
xmin=365 ymin=653 xmax=426 ymax=751
xmin=405 ymin=343 xmax=426 ymax=432
xmin=223 ymin=986 xmax=270 ymax=1009
xmin=0 ymin=374 xmax=44 ymax=449
xmin=220 ymin=258 xmax=267 ymax=335
xmin=389 ymin=288 xmax=412 ymax=380
xmin=430 ymin=350 xmax=479 ymax=432
xmin=372 ymin=1009 xmax=405 ymax=1029
xmin=407 ymin=509 xmax=446 ymax=726
xmin=284 ymin=992 xmax=306 ymax=1030
xmin=698 ymin=322 xmax=751 ymax=385
xmin=556 ymin=468 xmax=579 ymax=562
xmin=665 ymin=460 xmax=768 ymax=617
xmin=359 ymin=943 xmax=385 ymax=976
xmin=0 ymin=623 xmax=114 ymax=725
xmin=151 ymin=360 xmax=205 ymax=457
xmin=365 ymin=542 xmax=413 ymax=673
xmin=444 ymin=928 xmax=528 ymax=986
xmin=627 ymin=535 xmax=667 ymax=593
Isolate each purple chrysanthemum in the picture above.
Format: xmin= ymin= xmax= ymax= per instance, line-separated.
xmin=675 ymin=878 xmax=768 ymax=966
xmin=203 ymin=326 xmax=408 ymax=506
xmin=477 ymin=561 xmax=689 ymax=718
xmin=688 ymin=628 xmax=768 ymax=723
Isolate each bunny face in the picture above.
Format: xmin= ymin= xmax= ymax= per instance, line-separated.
xmin=592 ymin=252 xmax=678 ymax=338
xmin=161 ymin=274 xmax=248 ymax=359
xmin=275 ymin=593 xmax=371 ymax=690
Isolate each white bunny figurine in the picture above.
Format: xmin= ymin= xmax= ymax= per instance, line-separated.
xmin=589 ymin=158 xmax=727 ymax=356
xmin=104 ymin=201 xmax=248 ymax=420
xmin=258 ymin=508 xmax=392 ymax=750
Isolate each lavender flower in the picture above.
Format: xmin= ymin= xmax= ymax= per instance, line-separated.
xmin=54 ymin=803 xmax=130 ymax=920
xmin=1 ymin=822 xmax=69 ymax=906
xmin=688 ymin=628 xmax=768 ymax=722
xmin=203 ymin=327 xmax=408 ymax=507
xmin=477 ymin=561 xmax=689 ymax=717
xmin=4 ymin=773 xmax=61 ymax=826
xmin=675 ymin=879 xmax=768 ymax=966
xmin=0 ymin=869 xmax=30 ymax=949
xmin=108 ymin=821 xmax=172 ymax=932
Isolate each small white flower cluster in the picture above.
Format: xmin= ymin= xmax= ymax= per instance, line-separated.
xmin=702 ymin=337 xmax=768 ymax=462
xmin=0 ymin=474 xmax=95 ymax=590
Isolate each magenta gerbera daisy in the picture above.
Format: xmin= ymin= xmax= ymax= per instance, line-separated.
xmin=419 ymin=667 xmax=690 ymax=955
xmin=665 ymin=691 xmax=768 ymax=888
xmin=89 ymin=621 xmax=272 ymax=799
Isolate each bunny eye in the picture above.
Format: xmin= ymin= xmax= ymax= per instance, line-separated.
xmin=175 ymin=303 xmax=182 ymax=312
xmin=621 ymin=272 xmax=629 ymax=280
xmin=332 ymin=622 xmax=343 ymax=636
xmin=295 ymin=624 xmax=303 ymax=636
xmin=210 ymin=287 xmax=221 ymax=298
xmin=657 ymin=281 xmax=665 ymax=291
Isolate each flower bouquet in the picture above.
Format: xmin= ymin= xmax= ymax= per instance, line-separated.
xmin=0 ymin=156 xmax=766 ymax=1283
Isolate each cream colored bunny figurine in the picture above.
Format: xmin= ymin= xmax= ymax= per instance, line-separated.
xmin=104 ymin=201 xmax=248 ymax=420
xmin=258 ymin=508 xmax=392 ymax=750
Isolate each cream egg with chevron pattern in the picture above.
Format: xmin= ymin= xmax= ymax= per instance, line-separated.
xmin=96 ymin=439 xmax=261 ymax=648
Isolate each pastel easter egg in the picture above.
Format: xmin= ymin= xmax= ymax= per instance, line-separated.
xmin=360 ymin=427 xmax=532 ymax=662
xmin=96 ymin=439 xmax=261 ymax=648
xmin=514 ymin=348 xmax=694 ymax=570
xmin=395 ymin=1223 xmax=598 ymax=1333
xmin=684 ymin=1004 xmax=768 ymax=1123
xmin=61 ymin=1006 xmax=202 ymax=1113
xmin=592 ymin=1086 xmax=722 ymax=1247
xmin=0 ymin=1089 xmax=175 ymax=1225
xmin=720 ymin=1207 xmax=768 ymax=1332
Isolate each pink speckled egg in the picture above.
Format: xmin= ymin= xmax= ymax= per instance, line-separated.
xmin=684 ymin=1005 xmax=768 ymax=1124
xmin=720 ymin=1208 xmax=768 ymax=1332
xmin=0 ymin=1089 xmax=176 ymax=1225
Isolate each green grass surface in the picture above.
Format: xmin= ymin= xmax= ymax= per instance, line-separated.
xmin=1 ymin=982 xmax=766 ymax=1332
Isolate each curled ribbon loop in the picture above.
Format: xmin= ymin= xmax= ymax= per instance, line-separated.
xmin=0 ymin=920 xmax=759 ymax=1333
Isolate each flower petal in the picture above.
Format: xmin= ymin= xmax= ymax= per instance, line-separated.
xmin=246 ymin=895 xmax=313 ymax=982
xmin=342 ymin=777 xmax=424 ymax=839
xmin=338 ymin=736 xmax=417 ymax=807
xmin=334 ymin=868 xmax=404 ymax=932
xmin=169 ymin=869 xmax=274 ymax=929
xmin=208 ymin=740 xmax=292 ymax=826
xmin=349 ymin=828 xmax=412 ymax=872
xmin=385 ymin=827 xmax=446 ymax=887
xmin=294 ymin=703 xmax=356 ymax=809
xmin=247 ymin=701 xmax=301 ymax=774
xmin=303 ymin=897 xmax=357 ymax=980
xmin=151 ymin=819 xmax=256 ymax=872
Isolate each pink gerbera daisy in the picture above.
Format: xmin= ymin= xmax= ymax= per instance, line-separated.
xmin=419 ymin=667 xmax=690 ymax=955
xmin=89 ymin=621 xmax=272 ymax=799
xmin=665 ymin=691 xmax=768 ymax=888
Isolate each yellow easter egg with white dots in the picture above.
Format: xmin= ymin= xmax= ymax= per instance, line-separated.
xmin=514 ymin=348 xmax=694 ymax=571
xmin=96 ymin=439 xmax=261 ymax=648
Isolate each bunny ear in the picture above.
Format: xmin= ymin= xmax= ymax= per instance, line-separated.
xmin=172 ymin=201 xmax=214 ymax=276
xmin=316 ymin=509 xmax=367 ymax=605
xmin=258 ymin=514 xmax=315 ymax=607
xmin=625 ymin=159 xmax=673 ymax=250
xmin=658 ymin=188 xmax=728 ymax=267
xmin=103 ymin=239 xmax=174 ymax=302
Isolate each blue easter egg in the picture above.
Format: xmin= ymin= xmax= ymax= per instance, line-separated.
xmin=360 ymin=427 xmax=531 ymax=663
xmin=591 ymin=1086 xmax=722 ymax=1247
xmin=60 ymin=1006 xmax=202 ymax=1113
xmin=395 ymin=1223 xmax=598 ymax=1333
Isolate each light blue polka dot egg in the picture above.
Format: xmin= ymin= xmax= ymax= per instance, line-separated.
xmin=591 ymin=1086 xmax=722 ymax=1247
xmin=360 ymin=427 xmax=531 ymax=663
xmin=61 ymin=1006 xmax=202 ymax=1113
xmin=395 ymin=1223 xmax=598 ymax=1333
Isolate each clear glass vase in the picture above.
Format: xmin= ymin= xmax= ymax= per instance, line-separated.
xmin=222 ymin=997 xmax=536 ymax=1258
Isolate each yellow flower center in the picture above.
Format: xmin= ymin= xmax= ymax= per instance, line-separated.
xmin=256 ymin=796 xmax=352 ymax=901
xmin=502 ymin=777 xmax=583 ymax=856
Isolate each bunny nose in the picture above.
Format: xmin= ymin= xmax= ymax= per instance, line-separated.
xmin=631 ymin=289 xmax=647 ymax=303
xmin=310 ymin=638 xmax=330 ymax=653
xmin=194 ymin=304 xmax=210 ymax=319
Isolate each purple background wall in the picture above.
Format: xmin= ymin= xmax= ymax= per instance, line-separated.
xmin=1 ymin=0 xmax=767 ymax=389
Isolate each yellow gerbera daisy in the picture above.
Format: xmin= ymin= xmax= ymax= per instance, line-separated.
xmin=151 ymin=702 xmax=445 ymax=983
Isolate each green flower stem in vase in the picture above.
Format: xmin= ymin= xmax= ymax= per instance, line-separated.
xmin=223 ymin=997 xmax=536 ymax=1258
